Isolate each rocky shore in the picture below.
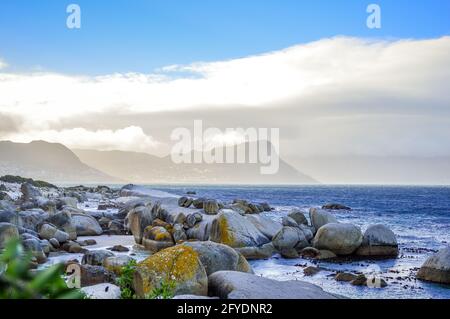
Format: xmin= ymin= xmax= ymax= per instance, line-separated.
xmin=1 ymin=176 xmax=449 ymax=299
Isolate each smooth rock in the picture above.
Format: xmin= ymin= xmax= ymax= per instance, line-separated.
xmin=82 ymin=249 xmax=115 ymax=266
xmin=309 ymin=208 xmax=338 ymax=231
xmin=72 ymin=213 xmax=103 ymax=236
xmin=209 ymin=210 xmax=269 ymax=248
xmin=287 ymin=209 xmax=308 ymax=226
xmin=208 ymin=271 xmax=341 ymax=299
xmin=356 ymin=224 xmax=399 ymax=257
xmin=235 ymin=243 xmax=276 ymax=260
xmin=313 ymin=223 xmax=363 ymax=255
xmin=182 ymin=241 xmax=253 ymax=275
xmin=417 ymin=247 xmax=450 ymax=284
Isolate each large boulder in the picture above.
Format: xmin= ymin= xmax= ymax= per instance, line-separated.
xmin=287 ymin=209 xmax=308 ymax=226
xmin=272 ymin=226 xmax=310 ymax=258
xmin=208 ymin=271 xmax=341 ymax=299
xmin=82 ymin=250 xmax=115 ymax=266
xmin=0 ymin=222 xmax=19 ymax=249
xmin=235 ymin=243 xmax=276 ymax=260
xmin=125 ymin=204 xmax=155 ymax=244
xmin=186 ymin=219 xmax=213 ymax=241
xmin=417 ymin=247 xmax=450 ymax=284
xmin=71 ymin=213 xmax=103 ymax=236
xmin=0 ymin=210 xmax=22 ymax=226
xmin=38 ymin=223 xmax=70 ymax=243
xmin=18 ymin=209 xmax=49 ymax=232
xmin=204 ymin=200 xmax=220 ymax=215
xmin=133 ymin=245 xmax=208 ymax=297
xmin=309 ymin=208 xmax=338 ymax=231
xmin=209 ymin=210 xmax=270 ymax=248
xmin=246 ymin=214 xmax=282 ymax=240
xmin=313 ymin=223 xmax=363 ymax=255
xmin=356 ymin=224 xmax=398 ymax=257
xmin=142 ymin=226 xmax=174 ymax=252
xmin=182 ymin=241 xmax=253 ymax=275
xmin=47 ymin=211 xmax=77 ymax=240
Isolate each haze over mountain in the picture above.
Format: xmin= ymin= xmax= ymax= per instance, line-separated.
xmin=74 ymin=142 xmax=318 ymax=184
xmin=289 ymin=156 xmax=450 ymax=185
xmin=0 ymin=140 xmax=118 ymax=183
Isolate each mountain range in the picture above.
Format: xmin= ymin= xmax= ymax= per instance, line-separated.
xmin=0 ymin=140 xmax=317 ymax=184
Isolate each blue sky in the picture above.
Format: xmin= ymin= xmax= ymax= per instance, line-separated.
xmin=0 ymin=0 xmax=449 ymax=74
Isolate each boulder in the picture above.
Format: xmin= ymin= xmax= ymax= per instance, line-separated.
xmin=18 ymin=209 xmax=49 ymax=232
xmin=38 ymin=223 xmax=70 ymax=243
xmin=204 ymin=200 xmax=220 ymax=215
xmin=182 ymin=241 xmax=253 ymax=275
xmin=82 ymin=249 xmax=115 ymax=266
xmin=287 ymin=209 xmax=308 ymax=226
xmin=125 ymin=204 xmax=156 ymax=244
xmin=0 ymin=222 xmax=19 ymax=248
xmin=20 ymin=183 xmax=42 ymax=202
xmin=142 ymin=226 xmax=174 ymax=252
xmin=282 ymin=216 xmax=299 ymax=227
xmin=272 ymin=226 xmax=309 ymax=254
xmin=235 ymin=243 xmax=276 ymax=260
xmin=103 ymin=255 xmax=134 ymax=274
xmin=66 ymin=263 xmax=115 ymax=287
xmin=192 ymin=198 xmax=205 ymax=209
xmin=322 ymin=203 xmax=351 ymax=210
xmin=356 ymin=224 xmax=398 ymax=257
xmin=47 ymin=211 xmax=77 ymax=240
xmin=186 ymin=219 xmax=213 ymax=241
xmin=71 ymin=213 xmax=103 ymax=236
xmin=303 ymin=266 xmax=321 ymax=276
xmin=309 ymin=208 xmax=338 ymax=231
xmin=22 ymin=237 xmax=47 ymax=264
xmin=81 ymin=283 xmax=121 ymax=299
xmin=335 ymin=272 xmax=358 ymax=282
xmin=209 ymin=210 xmax=270 ymax=248
xmin=172 ymin=224 xmax=188 ymax=243
xmin=208 ymin=271 xmax=341 ymax=299
xmin=417 ymin=247 xmax=450 ymax=284
xmin=133 ymin=245 xmax=208 ymax=297
xmin=245 ymin=214 xmax=282 ymax=240
xmin=313 ymin=223 xmax=363 ymax=255
xmin=186 ymin=212 xmax=203 ymax=228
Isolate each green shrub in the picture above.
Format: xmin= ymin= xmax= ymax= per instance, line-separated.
xmin=0 ymin=239 xmax=84 ymax=299
xmin=147 ymin=278 xmax=176 ymax=299
xmin=116 ymin=259 xmax=137 ymax=299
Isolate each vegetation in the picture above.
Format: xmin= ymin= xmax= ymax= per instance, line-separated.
xmin=116 ymin=259 xmax=137 ymax=299
xmin=0 ymin=239 xmax=84 ymax=299
xmin=147 ymin=279 xmax=176 ymax=299
xmin=0 ymin=175 xmax=58 ymax=189
xmin=116 ymin=259 xmax=176 ymax=299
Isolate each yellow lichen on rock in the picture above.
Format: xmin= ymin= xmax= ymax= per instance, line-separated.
xmin=133 ymin=245 xmax=208 ymax=297
xmin=217 ymin=215 xmax=235 ymax=246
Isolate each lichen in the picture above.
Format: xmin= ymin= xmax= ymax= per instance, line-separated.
xmin=217 ymin=216 xmax=235 ymax=246
xmin=136 ymin=245 xmax=200 ymax=295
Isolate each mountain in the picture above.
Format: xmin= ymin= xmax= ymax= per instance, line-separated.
xmin=74 ymin=142 xmax=318 ymax=184
xmin=289 ymin=156 xmax=450 ymax=185
xmin=0 ymin=140 xmax=119 ymax=183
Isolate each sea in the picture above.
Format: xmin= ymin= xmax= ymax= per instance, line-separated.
xmin=144 ymin=184 xmax=450 ymax=299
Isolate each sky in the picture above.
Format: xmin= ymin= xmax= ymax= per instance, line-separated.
xmin=0 ymin=0 xmax=449 ymax=74
xmin=0 ymin=0 xmax=450 ymax=182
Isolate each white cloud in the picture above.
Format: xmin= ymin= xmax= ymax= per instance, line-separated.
xmin=4 ymin=126 xmax=161 ymax=153
xmin=0 ymin=59 xmax=7 ymax=70
xmin=0 ymin=36 xmax=449 ymax=156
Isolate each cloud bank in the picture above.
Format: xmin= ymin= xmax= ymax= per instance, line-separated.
xmin=0 ymin=36 xmax=449 ymax=157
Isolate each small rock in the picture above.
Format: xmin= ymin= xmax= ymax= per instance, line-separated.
xmin=322 ymin=203 xmax=351 ymax=210
xmin=304 ymin=266 xmax=321 ymax=276
xmin=335 ymin=272 xmax=358 ymax=282
xmin=109 ymin=245 xmax=129 ymax=252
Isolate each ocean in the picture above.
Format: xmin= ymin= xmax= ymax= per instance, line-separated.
xmin=145 ymin=184 xmax=450 ymax=299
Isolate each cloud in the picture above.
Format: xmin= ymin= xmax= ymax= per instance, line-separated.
xmin=0 ymin=36 xmax=449 ymax=157
xmin=0 ymin=59 xmax=7 ymax=70
xmin=3 ymin=126 xmax=162 ymax=153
